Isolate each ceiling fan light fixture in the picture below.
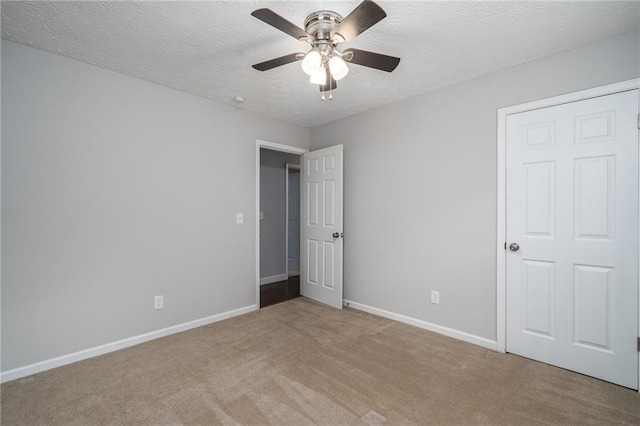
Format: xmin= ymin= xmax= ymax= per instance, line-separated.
xmin=309 ymin=67 xmax=327 ymax=85
xmin=329 ymin=55 xmax=349 ymax=81
xmin=301 ymin=50 xmax=322 ymax=75
xmin=251 ymin=1 xmax=400 ymax=99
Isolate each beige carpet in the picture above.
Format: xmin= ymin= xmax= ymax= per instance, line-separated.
xmin=2 ymin=298 xmax=639 ymax=425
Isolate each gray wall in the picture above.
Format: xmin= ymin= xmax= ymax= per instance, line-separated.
xmin=1 ymin=41 xmax=309 ymax=371
xmin=309 ymin=30 xmax=640 ymax=341
xmin=259 ymin=149 xmax=300 ymax=279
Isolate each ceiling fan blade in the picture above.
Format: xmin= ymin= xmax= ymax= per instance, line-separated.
xmin=251 ymin=8 xmax=310 ymax=41
xmin=319 ymin=68 xmax=337 ymax=92
xmin=252 ymin=53 xmax=305 ymax=71
xmin=331 ymin=0 xmax=386 ymax=43
xmin=343 ymin=48 xmax=400 ymax=72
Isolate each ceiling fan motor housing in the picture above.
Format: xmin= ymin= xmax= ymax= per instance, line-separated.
xmin=304 ymin=11 xmax=343 ymax=44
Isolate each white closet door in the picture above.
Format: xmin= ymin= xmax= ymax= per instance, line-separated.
xmin=506 ymin=90 xmax=639 ymax=389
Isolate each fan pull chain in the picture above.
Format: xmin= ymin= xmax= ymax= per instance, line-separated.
xmin=321 ymin=66 xmax=334 ymax=101
xmin=329 ymin=72 xmax=333 ymax=100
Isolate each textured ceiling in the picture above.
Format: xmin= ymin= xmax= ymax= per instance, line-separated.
xmin=2 ymin=1 xmax=639 ymax=127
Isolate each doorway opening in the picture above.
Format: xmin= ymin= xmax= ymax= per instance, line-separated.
xmin=256 ymin=140 xmax=308 ymax=308
xmin=255 ymin=139 xmax=345 ymax=310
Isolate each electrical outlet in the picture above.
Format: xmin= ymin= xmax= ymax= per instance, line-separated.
xmin=154 ymin=295 xmax=164 ymax=310
xmin=236 ymin=212 xmax=244 ymax=224
xmin=430 ymin=290 xmax=440 ymax=305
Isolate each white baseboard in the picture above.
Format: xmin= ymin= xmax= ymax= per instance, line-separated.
xmin=343 ymin=299 xmax=498 ymax=351
xmin=260 ymin=274 xmax=287 ymax=285
xmin=0 ymin=304 xmax=258 ymax=384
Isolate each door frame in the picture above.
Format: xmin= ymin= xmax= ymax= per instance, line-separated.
xmin=256 ymin=139 xmax=308 ymax=306
xmin=285 ymin=163 xmax=301 ymax=276
xmin=496 ymin=78 xmax=640 ymax=390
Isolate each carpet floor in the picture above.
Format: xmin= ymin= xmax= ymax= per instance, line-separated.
xmin=1 ymin=298 xmax=639 ymax=425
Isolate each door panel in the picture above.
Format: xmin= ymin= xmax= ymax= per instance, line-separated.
xmin=523 ymin=161 xmax=555 ymax=237
xmin=574 ymin=156 xmax=614 ymax=239
xmin=301 ymin=145 xmax=343 ymax=309
xmin=573 ymin=264 xmax=612 ymax=350
xmin=506 ymin=90 xmax=639 ymax=389
xmin=521 ymin=259 xmax=555 ymax=338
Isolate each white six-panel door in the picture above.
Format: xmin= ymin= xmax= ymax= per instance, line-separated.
xmin=301 ymin=145 xmax=344 ymax=309
xmin=506 ymin=90 xmax=639 ymax=389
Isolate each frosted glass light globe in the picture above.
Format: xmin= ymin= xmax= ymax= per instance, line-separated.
xmin=309 ymin=68 xmax=327 ymax=85
xmin=329 ymin=56 xmax=349 ymax=81
xmin=301 ymin=50 xmax=322 ymax=76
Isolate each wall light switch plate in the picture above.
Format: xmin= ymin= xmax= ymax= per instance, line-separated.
xmin=236 ymin=213 xmax=244 ymax=224
xmin=259 ymin=211 xmax=264 ymax=220
xmin=430 ymin=290 xmax=440 ymax=305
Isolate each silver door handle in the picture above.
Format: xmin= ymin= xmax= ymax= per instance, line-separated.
xmin=509 ymin=243 xmax=520 ymax=252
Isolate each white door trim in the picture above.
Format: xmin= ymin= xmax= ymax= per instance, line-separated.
xmin=256 ymin=140 xmax=308 ymax=307
xmin=496 ymin=78 xmax=640 ymax=391
xmin=285 ymin=163 xmax=301 ymax=277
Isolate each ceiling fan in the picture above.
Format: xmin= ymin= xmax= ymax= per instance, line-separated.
xmin=251 ymin=0 xmax=400 ymax=99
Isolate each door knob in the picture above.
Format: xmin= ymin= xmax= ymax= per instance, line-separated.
xmin=509 ymin=243 xmax=520 ymax=252
xmin=332 ymin=232 xmax=340 ymax=239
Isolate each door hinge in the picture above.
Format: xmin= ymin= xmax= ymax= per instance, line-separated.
xmin=638 ymin=336 xmax=640 ymax=352
xmin=637 ymin=113 xmax=640 ymax=129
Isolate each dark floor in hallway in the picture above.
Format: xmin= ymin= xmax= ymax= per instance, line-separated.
xmin=260 ymin=275 xmax=300 ymax=308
